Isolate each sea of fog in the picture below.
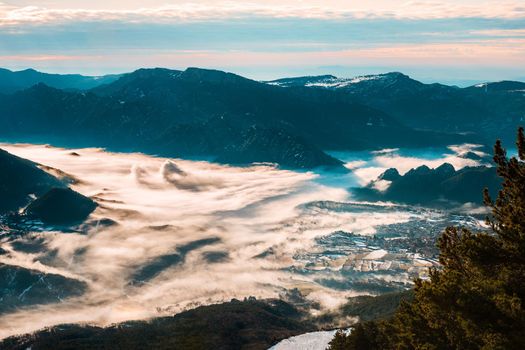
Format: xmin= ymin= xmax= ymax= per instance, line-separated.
xmin=0 ymin=143 xmax=489 ymax=338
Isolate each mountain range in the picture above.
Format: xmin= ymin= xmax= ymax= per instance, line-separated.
xmin=269 ymin=73 xmax=525 ymax=145
xmin=0 ymin=68 xmax=523 ymax=168
xmin=0 ymin=68 xmax=121 ymax=94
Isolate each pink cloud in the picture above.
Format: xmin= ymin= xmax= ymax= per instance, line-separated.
xmin=0 ymin=54 xmax=91 ymax=61
xmin=142 ymin=41 xmax=525 ymax=67
xmin=2 ymin=39 xmax=524 ymax=72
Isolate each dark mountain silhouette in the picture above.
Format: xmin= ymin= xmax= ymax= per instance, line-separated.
xmin=0 ymin=148 xmax=65 ymax=213
xmin=0 ymin=68 xmax=471 ymax=169
xmin=269 ymin=72 xmax=525 ymax=146
xmin=0 ymin=68 xmax=121 ymax=94
xmin=0 ymin=148 xmax=96 ymax=223
xmin=25 ymin=188 xmax=97 ymax=225
xmin=354 ymin=163 xmax=501 ymax=206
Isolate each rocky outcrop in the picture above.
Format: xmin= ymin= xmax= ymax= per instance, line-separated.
xmin=354 ymin=163 xmax=501 ymax=206
xmin=24 ymin=188 xmax=97 ymax=225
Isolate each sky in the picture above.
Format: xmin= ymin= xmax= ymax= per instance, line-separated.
xmin=0 ymin=1 xmax=524 ymax=85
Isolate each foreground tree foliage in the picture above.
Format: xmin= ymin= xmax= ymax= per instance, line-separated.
xmin=330 ymin=127 xmax=525 ymax=350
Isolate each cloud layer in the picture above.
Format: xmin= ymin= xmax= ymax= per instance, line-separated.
xmin=0 ymin=141 xmax=489 ymax=338
xmin=1 ymin=1 xmax=525 ymax=26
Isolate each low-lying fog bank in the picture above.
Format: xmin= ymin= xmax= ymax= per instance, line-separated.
xmin=0 ymin=143 xmax=487 ymax=339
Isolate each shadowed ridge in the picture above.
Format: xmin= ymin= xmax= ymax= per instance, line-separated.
xmin=0 ymin=148 xmax=65 ymax=213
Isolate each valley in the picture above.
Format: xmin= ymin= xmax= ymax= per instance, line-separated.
xmin=0 ymin=142 xmax=491 ymax=340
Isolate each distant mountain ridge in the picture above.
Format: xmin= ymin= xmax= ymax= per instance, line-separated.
xmin=0 ymin=68 xmax=121 ymax=94
xmin=267 ymin=72 xmax=525 ymax=145
xmin=0 ymin=67 xmax=472 ymax=169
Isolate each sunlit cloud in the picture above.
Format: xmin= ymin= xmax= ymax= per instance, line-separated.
xmin=0 ymin=1 xmax=524 ymax=27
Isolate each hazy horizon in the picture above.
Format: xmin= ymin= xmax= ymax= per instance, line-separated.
xmin=3 ymin=65 xmax=525 ymax=88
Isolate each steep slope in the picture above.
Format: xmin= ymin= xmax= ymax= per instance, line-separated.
xmin=215 ymin=126 xmax=343 ymax=169
xmin=0 ymin=68 xmax=121 ymax=94
xmin=0 ymin=148 xmax=65 ymax=213
xmin=0 ymin=148 xmax=97 ymax=223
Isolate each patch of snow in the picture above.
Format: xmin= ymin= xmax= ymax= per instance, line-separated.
xmin=305 ymin=75 xmax=383 ymax=89
xmin=267 ymin=74 xmax=390 ymax=89
xmin=347 ymin=75 xmax=382 ymax=84
xmin=269 ymin=330 xmax=339 ymax=350
xmin=305 ymin=81 xmax=341 ymax=88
